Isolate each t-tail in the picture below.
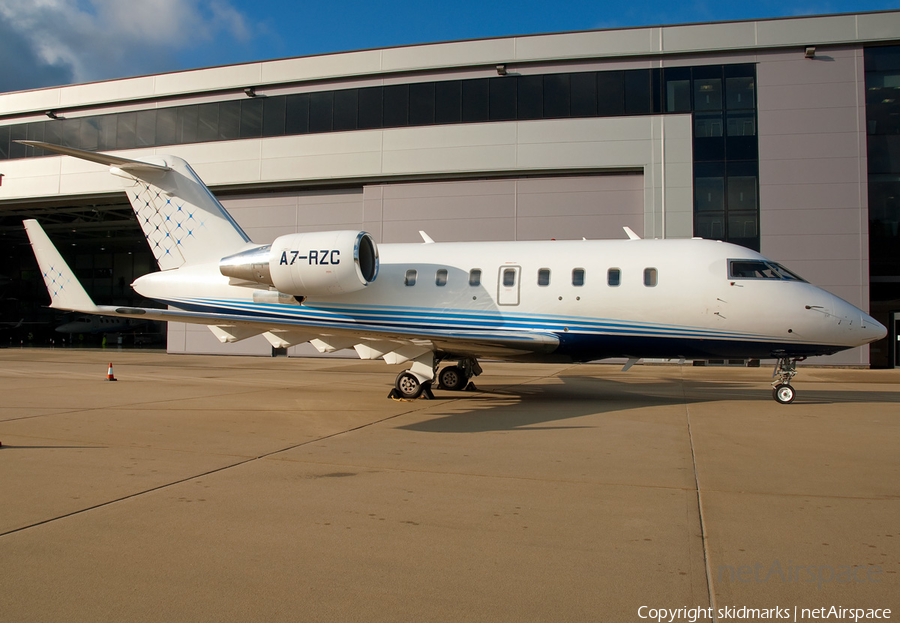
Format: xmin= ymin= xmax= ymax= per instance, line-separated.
xmin=18 ymin=141 xmax=251 ymax=270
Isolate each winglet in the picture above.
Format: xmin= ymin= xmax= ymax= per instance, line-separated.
xmin=623 ymin=227 xmax=641 ymax=240
xmin=23 ymin=220 xmax=98 ymax=312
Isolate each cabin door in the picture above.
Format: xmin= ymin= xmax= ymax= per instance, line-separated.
xmin=498 ymin=266 xmax=521 ymax=305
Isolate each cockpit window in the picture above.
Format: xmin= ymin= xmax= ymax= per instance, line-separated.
xmin=728 ymin=260 xmax=807 ymax=282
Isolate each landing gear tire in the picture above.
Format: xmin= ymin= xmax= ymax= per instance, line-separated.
xmin=395 ymin=372 xmax=423 ymax=399
xmin=438 ymin=366 xmax=468 ymax=391
xmin=773 ymin=383 xmax=795 ymax=405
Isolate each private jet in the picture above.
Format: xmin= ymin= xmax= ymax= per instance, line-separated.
xmin=20 ymin=141 xmax=886 ymax=403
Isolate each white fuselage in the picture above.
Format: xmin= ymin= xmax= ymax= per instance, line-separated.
xmin=133 ymin=237 xmax=883 ymax=362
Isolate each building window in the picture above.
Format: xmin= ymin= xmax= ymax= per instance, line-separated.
xmin=537 ymin=268 xmax=550 ymax=286
xmin=435 ymin=269 xmax=448 ymax=286
xmin=405 ymin=269 xmax=417 ymax=286
xmin=644 ymin=268 xmax=658 ymax=287
xmin=608 ymin=268 xmax=621 ymax=286
xmin=572 ymin=268 xmax=585 ymax=286
xmin=468 ymin=269 xmax=482 ymax=286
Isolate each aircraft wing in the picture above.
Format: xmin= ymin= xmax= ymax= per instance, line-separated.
xmin=24 ymin=219 xmax=557 ymax=362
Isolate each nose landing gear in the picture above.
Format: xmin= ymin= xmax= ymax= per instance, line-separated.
xmin=772 ymin=356 xmax=806 ymax=404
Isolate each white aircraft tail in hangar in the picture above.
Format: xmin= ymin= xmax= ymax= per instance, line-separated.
xmin=20 ymin=140 xmax=886 ymax=404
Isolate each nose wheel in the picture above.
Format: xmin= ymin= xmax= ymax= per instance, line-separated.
xmin=771 ymin=356 xmax=805 ymax=404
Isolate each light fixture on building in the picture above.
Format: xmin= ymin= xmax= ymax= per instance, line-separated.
xmin=45 ymin=111 xmax=60 ymax=119
xmin=805 ymin=46 xmax=816 ymax=59
xmin=496 ymin=64 xmax=508 ymax=76
xmin=244 ymin=87 xmax=257 ymax=98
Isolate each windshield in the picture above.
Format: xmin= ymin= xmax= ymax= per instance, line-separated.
xmin=728 ymin=260 xmax=807 ymax=282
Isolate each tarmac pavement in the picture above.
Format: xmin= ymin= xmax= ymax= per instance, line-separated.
xmin=0 ymin=349 xmax=897 ymax=622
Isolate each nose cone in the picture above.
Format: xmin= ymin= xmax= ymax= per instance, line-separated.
xmin=831 ymin=296 xmax=887 ymax=346
xmin=860 ymin=311 xmax=888 ymax=344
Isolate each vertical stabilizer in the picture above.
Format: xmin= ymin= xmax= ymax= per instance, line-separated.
xmin=24 ymin=219 xmax=98 ymax=312
xmin=17 ymin=141 xmax=251 ymax=270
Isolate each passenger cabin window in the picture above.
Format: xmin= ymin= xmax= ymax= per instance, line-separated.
xmin=608 ymin=268 xmax=621 ymax=287
xmin=503 ymin=268 xmax=517 ymax=287
xmin=644 ymin=268 xmax=658 ymax=287
xmin=572 ymin=268 xmax=585 ymax=287
xmin=538 ymin=268 xmax=551 ymax=286
xmin=435 ymin=269 xmax=448 ymax=286
xmin=728 ymin=260 xmax=806 ymax=282
xmin=405 ymin=269 xmax=417 ymax=286
xmin=469 ymin=269 xmax=482 ymax=286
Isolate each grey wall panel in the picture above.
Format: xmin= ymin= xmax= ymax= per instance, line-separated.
xmin=757 ymin=48 xmax=869 ymax=364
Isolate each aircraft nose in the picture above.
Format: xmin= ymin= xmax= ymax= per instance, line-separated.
xmin=860 ymin=312 xmax=887 ymax=343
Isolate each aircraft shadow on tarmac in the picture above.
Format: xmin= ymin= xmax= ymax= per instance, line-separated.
xmin=398 ymin=375 xmax=900 ymax=434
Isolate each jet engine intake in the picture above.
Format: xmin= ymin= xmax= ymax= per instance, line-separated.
xmin=219 ymin=230 xmax=378 ymax=297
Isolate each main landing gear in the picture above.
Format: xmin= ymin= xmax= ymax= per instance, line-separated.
xmin=389 ymin=358 xmax=481 ymax=400
xmin=771 ymin=356 xmax=806 ymax=404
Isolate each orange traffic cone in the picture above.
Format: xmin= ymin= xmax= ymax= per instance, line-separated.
xmin=107 ymin=363 xmax=117 ymax=381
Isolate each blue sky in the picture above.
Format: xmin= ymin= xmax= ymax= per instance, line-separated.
xmin=0 ymin=0 xmax=896 ymax=92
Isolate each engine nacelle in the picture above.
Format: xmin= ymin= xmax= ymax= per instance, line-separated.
xmin=219 ymin=230 xmax=379 ymax=297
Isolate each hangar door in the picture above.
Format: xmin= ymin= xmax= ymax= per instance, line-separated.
xmin=368 ymin=173 xmax=644 ymax=243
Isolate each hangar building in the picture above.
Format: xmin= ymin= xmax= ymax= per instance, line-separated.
xmin=1 ymin=11 xmax=898 ymax=366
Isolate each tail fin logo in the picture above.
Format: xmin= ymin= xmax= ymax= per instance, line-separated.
xmin=43 ymin=265 xmax=71 ymax=299
xmin=128 ymin=182 xmax=206 ymax=269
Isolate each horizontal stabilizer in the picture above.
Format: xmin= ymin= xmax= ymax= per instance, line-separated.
xmin=23 ymin=219 xmax=98 ymax=313
xmin=16 ymin=140 xmax=170 ymax=172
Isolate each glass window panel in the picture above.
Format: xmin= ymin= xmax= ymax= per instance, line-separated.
xmin=537 ymin=268 xmax=550 ymax=286
xmin=135 ymin=110 xmax=156 ymax=147
xmin=462 ymin=79 xmax=489 ymax=122
xmin=409 ymin=82 xmax=435 ymax=125
xmin=44 ymin=120 xmax=63 ymax=147
xmin=597 ymin=71 xmax=625 ymax=116
xmin=116 ymin=113 xmax=136 ymax=149
xmin=359 ymin=87 xmax=384 ymax=129
xmin=178 ymin=106 xmax=199 ymax=143
xmin=197 ymin=103 xmax=218 ymax=142
xmin=543 ymin=74 xmax=570 ymax=118
xmin=726 ymin=77 xmax=755 ymax=109
xmin=571 ymin=72 xmax=598 ymax=117
xmin=262 ymin=96 xmax=286 ymax=137
xmin=695 ymin=177 xmax=725 ymax=212
xmin=216 ymin=101 xmax=239 ymax=140
xmin=727 ymin=176 xmax=757 ymax=212
xmin=0 ymin=125 xmax=9 ymax=159
xmin=80 ymin=118 xmax=99 ymax=151
xmin=502 ymin=269 xmax=516 ymax=287
xmin=285 ymin=93 xmax=310 ymax=135
xmin=608 ymin=268 xmax=621 ymax=287
xmin=405 ymin=269 xmax=417 ymax=286
xmin=643 ymin=268 xmax=658 ymax=287
xmin=489 ymin=77 xmax=516 ymax=120
xmin=728 ymin=213 xmax=758 ymax=240
xmin=435 ymin=81 xmax=462 ymax=124
xmin=435 ymin=269 xmax=448 ymax=286
xmin=240 ymin=98 xmax=264 ymax=137
xmin=572 ymin=268 xmax=585 ymax=287
xmin=383 ymin=85 xmax=409 ymax=127
xmin=624 ymin=69 xmax=651 ymax=115
xmin=469 ymin=269 xmax=482 ymax=286
xmin=694 ymin=112 xmax=723 ymax=137
xmin=868 ymin=135 xmax=900 ymax=174
xmin=333 ymin=89 xmax=358 ymax=131
xmin=695 ymin=213 xmax=725 ymax=240
xmin=694 ymin=78 xmax=723 ymax=111
xmin=864 ymin=46 xmax=900 ymax=73
xmin=9 ymin=125 xmax=27 ymax=158
xmin=157 ymin=108 xmax=178 ymax=145
xmin=666 ymin=79 xmax=691 ymax=112
xmin=726 ymin=111 xmax=756 ymax=136
xmin=309 ymin=91 xmax=333 ymax=133
xmin=517 ymin=75 xmax=543 ymax=120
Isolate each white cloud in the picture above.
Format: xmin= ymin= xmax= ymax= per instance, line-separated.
xmin=0 ymin=0 xmax=257 ymax=92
